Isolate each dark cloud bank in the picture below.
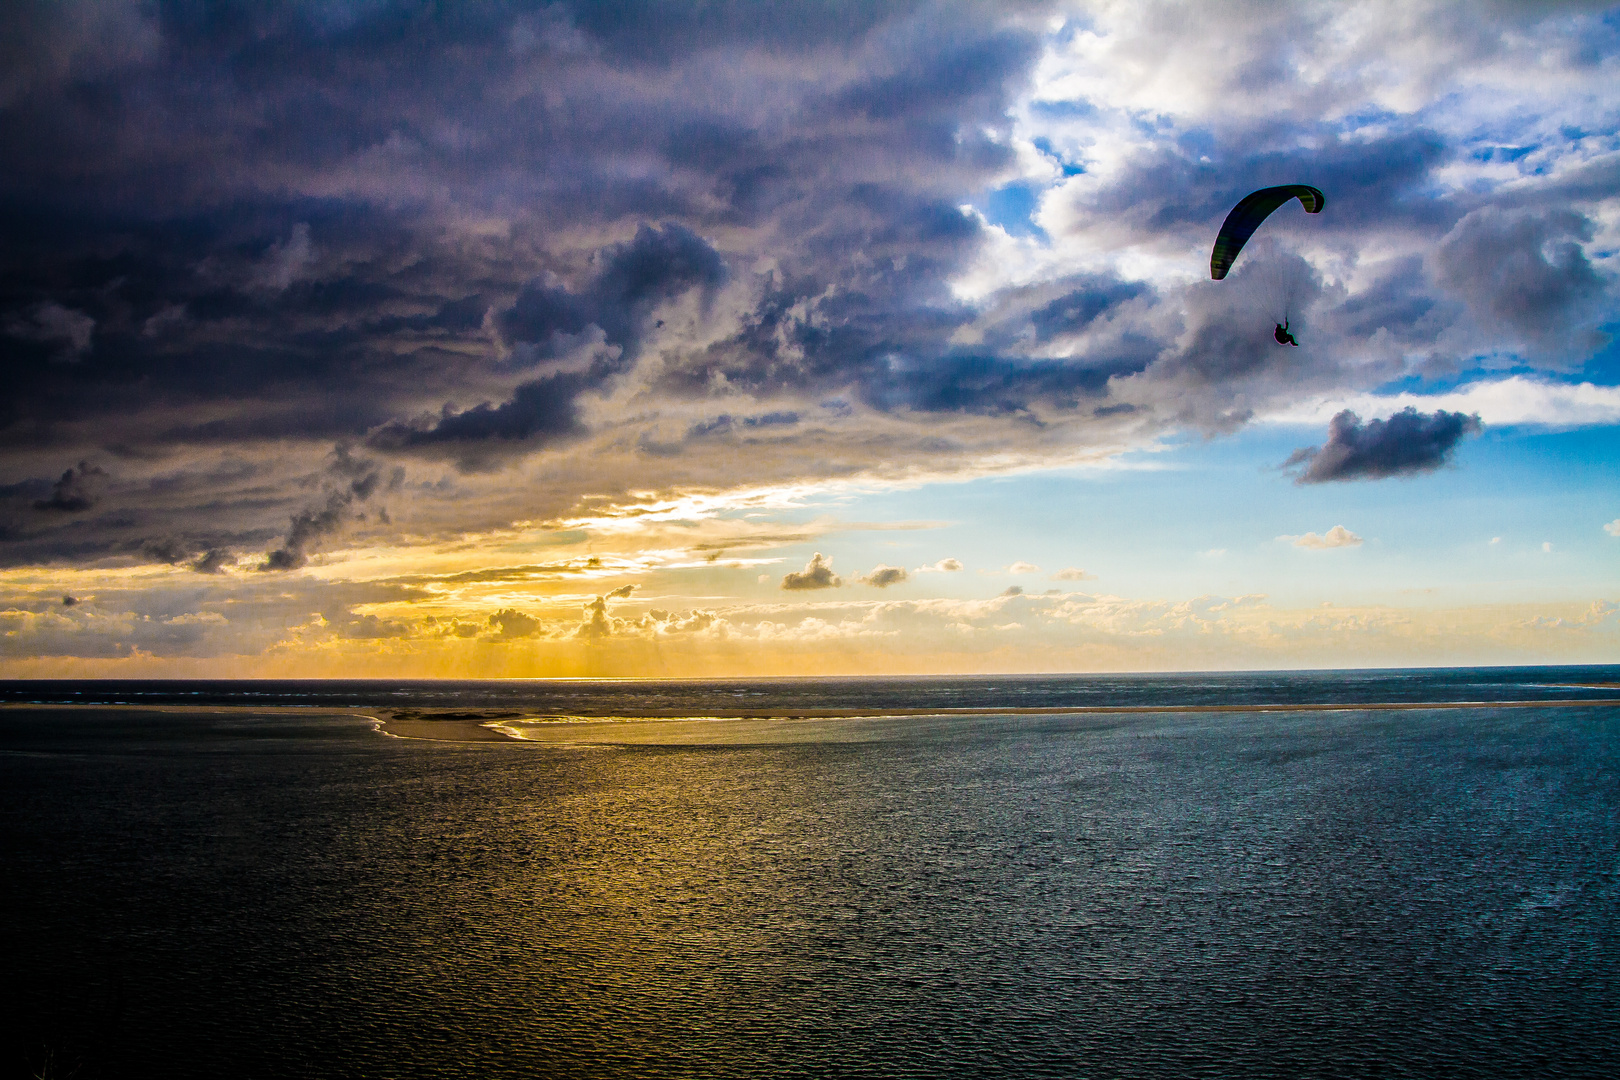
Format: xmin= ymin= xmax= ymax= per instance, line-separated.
xmin=0 ymin=1 xmax=1614 ymax=570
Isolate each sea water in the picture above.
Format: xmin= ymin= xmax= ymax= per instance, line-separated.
xmin=2 ymin=668 xmax=1617 ymax=1078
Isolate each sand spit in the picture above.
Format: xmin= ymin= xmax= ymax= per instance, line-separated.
xmin=4 ymin=699 xmax=1615 ymax=745
xmin=375 ymin=697 xmax=1620 ymax=743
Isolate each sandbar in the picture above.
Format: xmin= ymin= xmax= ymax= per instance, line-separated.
xmin=3 ymin=698 xmax=1615 ymax=745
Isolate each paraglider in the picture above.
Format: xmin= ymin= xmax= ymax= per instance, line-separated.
xmin=1210 ymin=184 xmax=1324 ymax=344
xmin=1209 ymin=185 xmax=1325 ymax=280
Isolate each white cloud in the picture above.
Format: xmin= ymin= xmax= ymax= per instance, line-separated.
xmin=1263 ymin=377 xmax=1620 ymax=430
xmin=1605 ymin=520 xmax=1620 ymax=538
xmin=1051 ymin=567 xmax=1094 ymax=580
xmin=1543 ymin=541 xmax=1554 ymax=553
xmin=1006 ymin=561 xmax=1041 ymax=574
xmin=915 ymin=558 xmax=963 ymax=573
xmin=1285 ymin=525 xmax=1364 ymax=549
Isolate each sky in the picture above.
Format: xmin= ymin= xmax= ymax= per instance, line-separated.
xmin=1 ymin=0 xmax=1617 ymax=678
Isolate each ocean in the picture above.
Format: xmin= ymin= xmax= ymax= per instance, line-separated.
xmin=2 ymin=667 xmax=1617 ymax=1078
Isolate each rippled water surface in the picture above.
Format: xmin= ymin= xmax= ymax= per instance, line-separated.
xmin=3 ymin=669 xmax=1618 ymax=1078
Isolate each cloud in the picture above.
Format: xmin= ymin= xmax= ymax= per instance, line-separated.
xmin=578 ymin=594 xmax=618 ymax=641
xmin=0 ymin=0 xmax=1616 ymax=640
xmin=33 ymin=462 xmax=106 ymax=512
xmin=488 ymin=608 xmax=542 ymax=640
xmin=859 ymin=564 xmax=909 ymax=588
xmin=191 ymin=549 xmax=233 ymax=575
xmin=342 ymin=612 xmax=409 ymax=640
xmin=1051 ymin=567 xmax=1093 ymax=581
xmin=1287 ymin=526 xmax=1364 ymax=550
xmin=641 ymin=608 xmax=718 ymax=635
xmin=367 ymin=223 xmax=726 ymax=466
xmin=573 ymin=585 xmax=646 ymax=642
xmin=782 ymin=552 xmax=842 ymax=591
xmin=7 ymin=302 xmax=95 ymax=359
xmin=1263 ymin=377 xmax=1620 ymax=431
xmin=261 ymin=447 xmax=398 ymax=571
xmin=1432 ymin=207 xmax=1606 ymax=356
xmin=252 ymin=223 xmax=316 ymax=293
xmin=1285 ymin=409 xmax=1482 ymax=483
xmin=61 ymin=595 xmax=78 ymax=607
xmin=1006 ymin=561 xmax=1040 ymax=574
xmin=1605 ymin=520 xmax=1620 ymax=538
xmin=916 ymin=558 xmax=963 ymax=572
xmin=1001 ymin=585 xmax=1024 ymax=596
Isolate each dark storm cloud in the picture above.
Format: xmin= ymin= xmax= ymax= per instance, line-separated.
xmin=866 ymin=353 xmax=1124 ymax=415
xmin=1030 ymin=277 xmax=1148 ymax=341
xmin=1069 ymin=126 xmax=1452 ymax=242
xmin=190 ymin=548 xmax=233 ymax=575
xmin=6 ymin=302 xmax=96 ymax=359
xmin=367 ymin=372 xmax=592 ymax=464
xmin=368 ymin=224 xmax=729 ymax=464
xmin=262 ymin=448 xmax=399 ymax=570
xmin=33 ymin=461 xmax=106 ymax=512
xmin=0 ymin=0 xmax=1063 ymax=556
xmin=1285 ymin=408 xmax=1483 ymax=483
xmin=498 ymin=223 xmax=726 ymax=358
xmin=1 ymin=0 xmax=1615 ymax=583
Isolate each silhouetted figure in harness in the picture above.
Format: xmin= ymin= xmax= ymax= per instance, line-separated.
xmin=1274 ymin=320 xmax=1298 ymax=346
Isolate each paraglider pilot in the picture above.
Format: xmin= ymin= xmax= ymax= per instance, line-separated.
xmin=1274 ymin=320 xmax=1298 ymax=347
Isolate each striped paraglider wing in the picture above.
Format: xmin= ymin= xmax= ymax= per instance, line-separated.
xmin=1209 ymin=185 xmax=1325 ymax=280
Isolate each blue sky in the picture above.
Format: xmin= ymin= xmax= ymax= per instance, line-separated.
xmin=0 ymin=1 xmax=1615 ymax=674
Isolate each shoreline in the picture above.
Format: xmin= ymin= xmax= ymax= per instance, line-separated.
xmin=4 ymin=697 xmax=1618 ymax=744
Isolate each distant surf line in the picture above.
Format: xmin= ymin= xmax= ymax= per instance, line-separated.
xmin=484 ymin=698 xmax=1620 ymax=723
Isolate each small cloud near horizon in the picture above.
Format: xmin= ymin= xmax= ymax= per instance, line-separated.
xmin=782 ymin=552 xmax=841 ymax=591
xmin=1006 ymin=561 xmax=1041 ymax=574
xmin=860 ymin=564 xmax=909 ymax=588
xmin=1285 ymin=526 xmax=1364 ymax=550
xmin=915 ymin=558 xmax=963 ymax=573
xmin=1051 ymin=567 xmax=1094 ymax=581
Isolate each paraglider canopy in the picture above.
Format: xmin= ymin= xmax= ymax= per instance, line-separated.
xmin=1210 ymin=185 xmax=1324 ymax=280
